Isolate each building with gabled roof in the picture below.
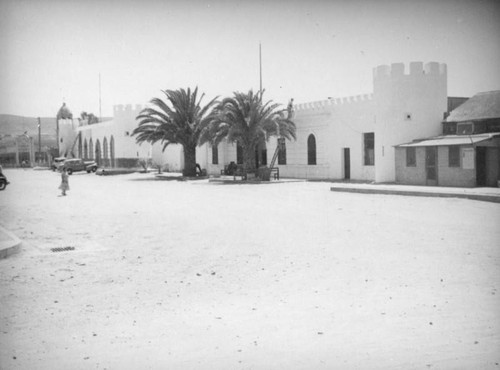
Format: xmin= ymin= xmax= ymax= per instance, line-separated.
xmin=445 ymin=90 xmax=500 ymax=123
xmin=395 ymin=91 xmax=500 ymax=187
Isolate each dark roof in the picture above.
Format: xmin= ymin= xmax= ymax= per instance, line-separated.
xmin=445 ymin=90 xmax=500 ymax=122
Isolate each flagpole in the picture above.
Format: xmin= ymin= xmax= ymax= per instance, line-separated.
xmin=259 ymin=43 xmax=262 ymax=96
xmin=99 ymin=73 xmax=102 ymax=123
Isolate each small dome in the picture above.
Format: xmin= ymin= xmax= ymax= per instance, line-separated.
xmin=57 ymin=103 xmax=73 ymax=120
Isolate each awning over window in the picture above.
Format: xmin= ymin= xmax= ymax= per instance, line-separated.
xmin=396 ymin=133 xmax=500 ymax=148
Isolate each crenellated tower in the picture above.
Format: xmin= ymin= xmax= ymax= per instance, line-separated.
xmin=373 ymin=61 xmax=447 ymax=182
xmin=113 ymin=104 xmax=144 ymax=132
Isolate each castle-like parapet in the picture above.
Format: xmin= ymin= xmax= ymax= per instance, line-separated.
xmin=294 ymin=94 xmax=373 ymax=111
xmin=373 ymin=61 xmax=447 ymax=80
xmin=113 ymin=103 xmax=144 ymax=118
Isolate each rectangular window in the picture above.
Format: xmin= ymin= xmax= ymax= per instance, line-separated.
xmin=486 ymin=120 xmax=500 ymax=133
xmin=457 ymin=122 xmax=473 ymax=135
xmin=473 ymin=122 xmax=486 ymax=134
xmin=261 ymin=149 xmax=267 ymax=166
xmin=236 ymin=142 xmax=243 ymax=165
xmin=442 ymin=122 xmax=457 ymax=135
xmin=212 ymin=144 xmax=218 ymax=165
xmin=277 ymin=138 xmax=286 ymax=165
xmin=406 ymin=147 xmax=416 ymax=167
xmin=448 ymin=146 xmax=460 ymax=167
xmin=363 ymin=133 xmax=374 ymax=166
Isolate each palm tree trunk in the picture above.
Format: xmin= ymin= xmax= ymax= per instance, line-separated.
xmin=243 ymin=145 xmax=256 ymax=172
xmin=183 ymin=145 xmax=197 ymax=177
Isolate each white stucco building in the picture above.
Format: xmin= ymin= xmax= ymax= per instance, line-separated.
xmin=203 ymin=61 xmax=448 ymax=183
xmin=61 ymin=61 xmax=450 ymax=184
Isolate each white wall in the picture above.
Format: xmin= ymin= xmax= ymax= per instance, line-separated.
xmin=280 ymin=94 xmax=374 ymax=180
xmin=78 ymin=104 xmax=151 ymax=165
xmin=151 ymin=143 xmax=183 ymax=172
xmin=58 ymin=119 xmax=79 ymax=157
xmin=73 ymin=61 xmax=448 ymax=179
xmin=373 ymin=62 xmax=447 ymax=182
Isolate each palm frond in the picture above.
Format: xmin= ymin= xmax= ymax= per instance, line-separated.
xmin=132 ymin=87 xmax=218 ymax=150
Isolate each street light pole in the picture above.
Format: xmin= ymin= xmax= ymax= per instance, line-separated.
xmin=30 ymin=136 xmax=34 ymax=166
xmin=38 ymin=117 xmax=41 ymax=163
xmin=56 ymin=117 xmax=60 ymax=156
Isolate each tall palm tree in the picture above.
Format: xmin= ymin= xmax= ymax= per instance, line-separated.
xmin=199 ymin=90 xmax=296 ymax=172
xmin=133 ymin=87 xmax=218 ymax=177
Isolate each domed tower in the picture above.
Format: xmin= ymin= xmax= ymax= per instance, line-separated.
xmin=373 ymin=62 xmax=447 ymax=182
xmin=56 ymin=103 xmax=78 ymax=157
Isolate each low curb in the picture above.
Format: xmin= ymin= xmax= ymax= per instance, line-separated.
xmin=330 ymin=186 xmax=500 ymax=203
xmin=0 ymin=226 xmax=22 ymax=259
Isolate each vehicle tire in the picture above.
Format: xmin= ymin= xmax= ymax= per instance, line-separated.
xmin=0 ymin=181 xmax=6 ymax=191
xmin=87 ymin=170 xmax=91 ymax=173
xmin=92 ymin=167 xmax=97 ymax=173
xmin=67 ymin=168 xmax=73 ymax=175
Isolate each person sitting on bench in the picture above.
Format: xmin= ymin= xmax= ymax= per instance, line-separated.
xmin=226 ymin=161 xmax=237 ymax=176
xmin=196 ymin=163 xmax=203 ymax=176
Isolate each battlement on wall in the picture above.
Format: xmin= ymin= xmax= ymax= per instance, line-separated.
xmin=373 ymin=61 xmax=447 ymax=80
xmin=113 ymin=104 xmax=144 ymax=116
xmin=294 ymin=94 xmax=373 ymax=111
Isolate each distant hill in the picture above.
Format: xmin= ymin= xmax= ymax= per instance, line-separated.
xmin=0 ymin=114 xmax=58 ymax=137
xmin=0 ymin=114 xmax=112 ymax=138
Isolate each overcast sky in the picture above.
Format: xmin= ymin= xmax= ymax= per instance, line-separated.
xmin=1 ymin=0 xmax=499 ymax=118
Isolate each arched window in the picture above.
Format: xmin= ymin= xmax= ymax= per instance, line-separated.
xmin=89 ymin=139 xmax=94 ymax=160
xmin=95 ymin=139 xmax=101 ymax=165
xmin=307 ymin=134 xmax=316 ymax=165
xmin=110 ymin=136 xmax=115 ymax=167
xmin=84 ymin=139 xmax=88 ymax=159
xmin=103 ymin=137 xmax=108 ymax=159
xmin=277 ymin=138 xmax=287 ymax=165
xmin=78 ymin=134 xmax=83 ymax=158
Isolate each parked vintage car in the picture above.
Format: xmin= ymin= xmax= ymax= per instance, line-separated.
xmin=51 ymin=157 xmax=66 ymax=171
xmin=62 ymin=158 xmax=98 ymax=174
xmin=0 ymin=172 xmax=9 ymax=190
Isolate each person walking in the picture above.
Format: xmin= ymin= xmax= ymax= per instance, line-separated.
xmin=59 ymin=167 xmax=70 ymax=196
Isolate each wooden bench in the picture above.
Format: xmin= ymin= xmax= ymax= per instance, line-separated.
xmin=270 ymin=167 xmax=279 ymax=180
xmin=221 ymin=164 xmax=247 ymax=180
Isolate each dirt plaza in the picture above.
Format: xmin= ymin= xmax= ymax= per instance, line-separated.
xmin=1 ymin=169 xmax=499 ymax=370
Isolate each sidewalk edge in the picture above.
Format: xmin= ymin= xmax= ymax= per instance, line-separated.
xmin=0 ymin=226 xmax=22 ymax=259
xmin=330 ymin=187 xmax=500 ymax=203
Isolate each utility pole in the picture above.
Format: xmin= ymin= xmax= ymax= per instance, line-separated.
xmin=259 ymin=43 xmax=262 ymax=97
xmin=99 ymin=73 xmax=102 ymax=123
xmin=37 ymin=117 xmax=41 ymax=163
xmin=56 ymin=117 xmax=60 ymax=156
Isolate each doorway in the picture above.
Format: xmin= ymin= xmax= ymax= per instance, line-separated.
xmin=425 ymin=146 xmax=438 ymax=186
xmin=343 ymin=148 xmax=350 ymax=180
xmin=254 ymin=142 xmax=267 ymax=168
xmin=476 ymin=147 xmax=487 ymax=186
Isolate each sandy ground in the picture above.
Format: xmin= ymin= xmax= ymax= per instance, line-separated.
xmin=0 ymin=168 xmax=499 ymax=370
